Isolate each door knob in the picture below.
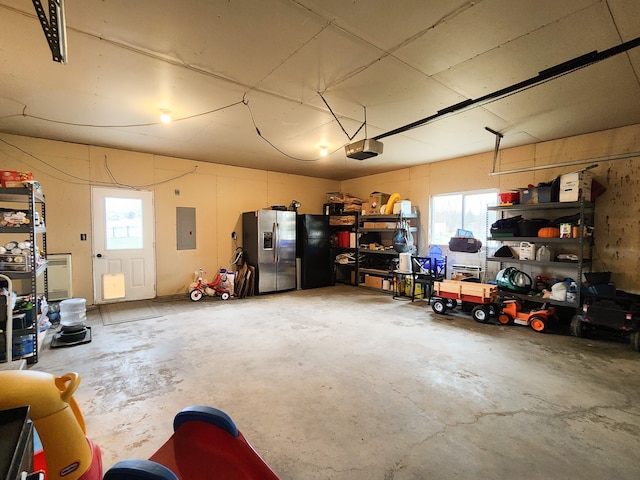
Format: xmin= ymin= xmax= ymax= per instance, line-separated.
xmin=96 ymin=253 xmax=103 ymax=258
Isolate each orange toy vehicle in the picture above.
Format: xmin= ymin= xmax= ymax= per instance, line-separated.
xmin=498 ymin=299 xmax=556 ymax=333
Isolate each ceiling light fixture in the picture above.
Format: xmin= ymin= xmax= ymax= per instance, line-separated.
xmin=160 ymin=109 xmax=172 ymax=124
xmin=319 ymin=146 xmax=328 ymax=157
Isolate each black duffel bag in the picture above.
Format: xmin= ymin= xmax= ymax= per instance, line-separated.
xmin=490 ymin=215 xmax=522 ymax=236
xmin=449 ymin=236 xmax=483 ymax=253
xmin=518 ymin=218 xmax=550 ymax=237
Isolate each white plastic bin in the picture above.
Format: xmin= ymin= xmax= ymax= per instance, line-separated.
xmin=60 ymin=298 xmax=86 ymax=327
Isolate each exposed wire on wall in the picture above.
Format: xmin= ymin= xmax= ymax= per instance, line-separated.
xmin=0 ymin=136 xmax=198 ymax=189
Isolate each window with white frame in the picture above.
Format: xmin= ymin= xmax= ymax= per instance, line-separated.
xmin=430 ymin=190 xmax=498 ymax=246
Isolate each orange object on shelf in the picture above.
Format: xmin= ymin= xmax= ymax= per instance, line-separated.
xmin=537 ymin=227 xmax=561 ymax=238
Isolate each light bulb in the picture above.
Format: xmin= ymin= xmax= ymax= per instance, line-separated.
xmin=160 ymin=110 xmax=172 ymax=124
xmin=319 ymin=146 xmax=328 ymax=157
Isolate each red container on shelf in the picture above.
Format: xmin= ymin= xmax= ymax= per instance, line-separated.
xmin=337 ymin=231 xmax=350 ymax=247
xmin=498 ymin=192 xmax=519 ymax=205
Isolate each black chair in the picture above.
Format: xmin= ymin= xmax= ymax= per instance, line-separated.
xmin=411 ymin=255 xmax=447 ymax=304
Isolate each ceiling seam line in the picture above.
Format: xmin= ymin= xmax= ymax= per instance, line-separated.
xmin=252 ymin=22 xmax=333 ymax=92
xmin=57 ymin=24 xmax=376 ymax=131
xmin=604 ymin=0 xmax=640 ymax=88
xmin=307 ymin=1 xmax=485 ymax=91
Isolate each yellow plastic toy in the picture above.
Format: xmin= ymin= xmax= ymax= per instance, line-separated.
xmin=0 ymin=370 xmax=102 ymax=480
xmin=384 ymin=192 xmax=401 ymax=214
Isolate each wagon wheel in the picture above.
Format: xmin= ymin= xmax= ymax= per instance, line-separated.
xmin=189 ymin=289 xmax=204 ymax=302
xmin=498 ymin=313 xmax=513 ymax=325
xmin=220 ymin=292 xmax=230 ymax=300
xmin=471 ymin=305 xmax=490 ymax=323
xmin=630 ymin=331 xmax=640 ymax=352
xmin=489 ymin=303 xmax=501 ymax=317
xmin=432 ymin=299 xmax=447 ymax=315
xmin=446 ymin=299 xmax=458 ymax=309
xmin=570 ymin=315 xmax=584 ymax=338
xmin=529 ymin=316 xmax=547 ymax=333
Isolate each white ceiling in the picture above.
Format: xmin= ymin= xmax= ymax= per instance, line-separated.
xmin=1 ymin=0 xmax=639 ymax=180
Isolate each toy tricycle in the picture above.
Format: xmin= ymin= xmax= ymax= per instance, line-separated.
xmin=189 ymin=267 xmax=232 ymax=301
xmin=498 ymin=299 xmax=556 ymax=333
xmin=432 ymin=279 xmax=501 ymax=323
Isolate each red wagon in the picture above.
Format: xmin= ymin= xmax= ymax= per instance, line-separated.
xmin=432 ymin=279 xmax=500 ymax=323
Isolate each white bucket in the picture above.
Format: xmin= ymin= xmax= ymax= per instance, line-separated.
xmin=60 ymin=298 xmax=87 ymax=327
xmin=398 ymin=253 xmax=412 ymax=273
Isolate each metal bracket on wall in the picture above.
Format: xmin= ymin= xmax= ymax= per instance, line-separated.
xmin=32 ymin=0 xmax=67 ymax=63
xmin=485 ymin=127 xmax=504 ymax=174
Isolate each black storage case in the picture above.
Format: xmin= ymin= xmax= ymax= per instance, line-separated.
xmin=0 ymin=406 xmax=34 ymax=480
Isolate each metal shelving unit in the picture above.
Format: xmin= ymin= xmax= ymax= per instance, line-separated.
xmin=0 ymin=185 xmax=48 ymax=365
xmin=358 ymin=213 xmax=418 ymax=292
xmin=329 ymin=212 xmax=359 ymax=286
xmin=486 ymin=200 xmax=594 ymax=310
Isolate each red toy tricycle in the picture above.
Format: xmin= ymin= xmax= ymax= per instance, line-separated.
xmin=189 ymin=267 xmax=232 ymax=301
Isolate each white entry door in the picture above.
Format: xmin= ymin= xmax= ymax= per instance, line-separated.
xmin=91 ymin=187 xmax=156 ymax=303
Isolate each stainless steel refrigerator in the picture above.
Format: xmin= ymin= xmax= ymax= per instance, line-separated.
xmin=296 ymin=214 xmax=332 ymax=289
xmin=242 ymin=210 xmax=297 ymax=294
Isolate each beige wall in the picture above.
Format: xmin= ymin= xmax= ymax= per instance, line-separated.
xmin=2 ymin=123 xmax=639 ymax=301
xmin=0 ymin=134 xmax=339 ymax=303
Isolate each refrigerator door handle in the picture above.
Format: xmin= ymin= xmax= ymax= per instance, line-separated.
xmin=273 ymin=222 xmax=278 ymax=262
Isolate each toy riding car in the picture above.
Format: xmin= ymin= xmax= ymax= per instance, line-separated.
xmin=498 ymin=299 xmax=556 ymax=333
xmin=571 ymin=290 xmax=640 ymax=351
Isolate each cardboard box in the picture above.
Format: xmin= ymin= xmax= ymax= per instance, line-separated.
xmin=363 ymin=202 xmax=381 ymax=215
xmin=0 ymin=170 xmax=33 ymax=187
xmin=363 ymin=275 xmax=383 ymax=289
xmin=560 ymin=171 xmax=592 ymax=202
xmin=329 ymin=215 xmax=356 ymax=226
xmin=520 ymin=186 xmax=552 ymax=204
xmin=368 ymin=192 xmax=390 ymax=213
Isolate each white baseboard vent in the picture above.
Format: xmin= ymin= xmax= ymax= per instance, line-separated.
xmin=38 ymin=253 xmax=73 ymax=301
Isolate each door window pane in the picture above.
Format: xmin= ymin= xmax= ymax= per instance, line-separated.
xmin=105 ymin=197 xmax=143 ymax=250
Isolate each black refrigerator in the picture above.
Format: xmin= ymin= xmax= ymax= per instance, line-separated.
xmin=296 ymin=214 xmax=332 ymax=289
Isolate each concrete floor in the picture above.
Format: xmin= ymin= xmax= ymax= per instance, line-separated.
xmin=35 ymin=285 xmax=640 ymax=479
